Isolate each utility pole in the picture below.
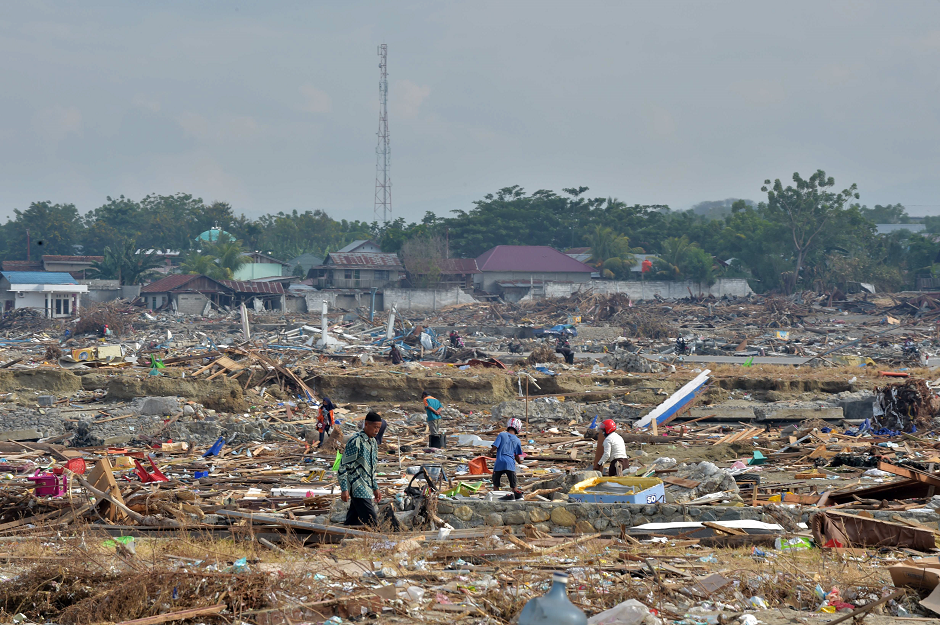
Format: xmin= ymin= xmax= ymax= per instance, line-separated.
xmin=374 ymin=43 xmax=391 ymax=224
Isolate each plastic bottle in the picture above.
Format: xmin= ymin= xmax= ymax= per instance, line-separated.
xmin=518 ymin=572 xmax=587 ymax=625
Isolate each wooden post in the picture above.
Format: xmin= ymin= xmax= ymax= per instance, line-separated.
xmin=525 ymin=377 xmax=529 ymax=427
xmin=651 ymin=416 xmax=658 ymax=437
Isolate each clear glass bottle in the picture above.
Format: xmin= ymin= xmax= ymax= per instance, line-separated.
xmin=518 ymin=571 xmax=588 ymax=625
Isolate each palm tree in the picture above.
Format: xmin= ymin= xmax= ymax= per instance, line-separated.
xmin=586 ymin=226 xmax=636 ymax=278
xmin=89 ymin=240 xmax=164 ymax=285
xmin=204 ymin=233 xmax=248 ymax=279
xmin=180 ymin=253 xmax=227 ymax=280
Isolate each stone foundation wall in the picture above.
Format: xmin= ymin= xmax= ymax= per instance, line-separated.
xmin=427 ymin=499 xmax=937 ymax=533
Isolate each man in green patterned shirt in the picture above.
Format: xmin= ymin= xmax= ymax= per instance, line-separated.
xmin=338 ymin=411 xmax=383 ymax=526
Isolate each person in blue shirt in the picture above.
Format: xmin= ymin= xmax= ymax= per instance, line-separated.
xmin=422 ymin=391 xmax=443 ymax=439
xmin=491 ymin=418 xmax=524 ymax=500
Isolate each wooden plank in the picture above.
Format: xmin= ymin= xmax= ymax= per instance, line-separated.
xmin=116 ymin=603 xmax=226 ymax=625
xmin=783 ymin=492 xmax=821 ymax=505
xmin=702 ymin=522 xmax=746 ymax=536
xmin=878 ymin=461 xmax=940 ymax=488
xmin=662 ymin=477 xmax=700 ymax=489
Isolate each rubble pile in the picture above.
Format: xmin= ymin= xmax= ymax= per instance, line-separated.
xmin=0 ymin=292 xmax=939 ymax=621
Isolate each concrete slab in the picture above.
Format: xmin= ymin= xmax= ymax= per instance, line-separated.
xmin=0 ymin=429 xmax=42 ymax=441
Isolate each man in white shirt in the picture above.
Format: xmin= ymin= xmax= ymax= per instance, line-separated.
xmin=593 ymin=419 xmax=628 ymax=476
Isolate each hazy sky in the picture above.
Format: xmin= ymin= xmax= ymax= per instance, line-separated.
xmin=3 ymin=1 xmax=940 ymax=224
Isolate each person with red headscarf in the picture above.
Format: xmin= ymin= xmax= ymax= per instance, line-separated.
xmin=593 ymin=419 xmax=628 ymax=476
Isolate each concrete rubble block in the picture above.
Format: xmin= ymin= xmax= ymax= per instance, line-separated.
xmin=37 ymin=396 xmax=55 ymax=406
xmin=504 ymin=510 xmax=527 ymax=525
xmin=592 ymin=518 xmax=610 ymax=531
xmin=839 ymin=395 xmax=875 ymax=420
xmin=528 ymin=507 xmax=551 ymax=523
xmin=605 ymin=351 xmax=664 ymax=373
xmin=0 ymin=429 xmax=42 ymax=441
xmin=453 ymin=505 xmax=474 ymax=522
xmin=484 ymin=512 xmax=503 ymax=526
xmin=550 ymin=507 xmax=577 ymax=527
xmin=533 ymin=523 xmax=552 ymax=533
xmin=437 ymin=502 xmax=455 ymax=514
xmin=668 ymin=461 xmax=740 ymax=504
xmin=752 ymin=402 xmax=844 ymax=422
xmin=574 ymin=520 xmax=596 ymax=534
xmin=138 ymin=396 xmax=182 ymax=416
xmin=689 ymin=405 xmax=755 ymax=421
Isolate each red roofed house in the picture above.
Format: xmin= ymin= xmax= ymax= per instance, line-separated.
xmin=140 ymin=274 xmax=285 ymax=314
xmin=474 ymin=245 xmax=594 ymax=300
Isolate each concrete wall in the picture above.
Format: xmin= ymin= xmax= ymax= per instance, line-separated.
xmin=335 ymin=499 xmax=938 ymax=534
xmin=285 ymin=295 xmax=307 ymax=313
xmin=174 ymin=292 xmax=209 ymax=315
xmin=2 ymin=291 xmax=81 ymax=317
xmin=383 ymin=287 xmax=478 ymax=311
xmin=475 ymin=271 xmax=591 ymax=293
xmin=543 ymin=278 xmax=753 ymax=300
xmin=81 ymin=282 xmax=141 ymax=304
xmin=233 ymin=263 xmax=284 ymax=281
xmin=305 ymin=291 xmax=383 ymax=313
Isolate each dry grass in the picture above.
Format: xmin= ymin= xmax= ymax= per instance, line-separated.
xmin=0 ymin=525 xmax=923 ymax=623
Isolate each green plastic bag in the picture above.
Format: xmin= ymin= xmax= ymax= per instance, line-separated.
xmin=332 ymin=451 xmax=342 ymax=471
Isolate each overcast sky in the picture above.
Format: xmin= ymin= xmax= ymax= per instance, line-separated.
xmin=3 ymin=1 xmax=940 ymax=224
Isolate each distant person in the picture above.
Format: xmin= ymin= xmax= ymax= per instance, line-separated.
xmin=593 ymin=419 xmax=628 ymax=476
xmin=389 ymin=343 xmax=403 ymax=365
xmin=491 ymin=418 xmax=524 ymax=500
xmin=449 ymin=330 xmax=464 ymax=348
xmin=559 ymin=346 xmax=574 ymax=365
xmin=316 ymin=397 xmax=335 ymax=448
xmin=337 ymin=412 xmax=383 ymax=526
xmin=508 ymin=340 xmax=523 ymax=354
xmin=101 ymin=324 xmax=112 ymax=338
xmin=422 ymin=391 xmax=443 ymax=439
xmin=369 ymin=410 xmax=388 ymax=445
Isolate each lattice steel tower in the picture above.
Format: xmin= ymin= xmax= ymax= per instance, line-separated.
xmin=374 ymin=44 xmax=391 ymax=223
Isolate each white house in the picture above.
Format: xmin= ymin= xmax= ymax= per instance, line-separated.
xmin=0 ymin=272 xmax=88 ymax=318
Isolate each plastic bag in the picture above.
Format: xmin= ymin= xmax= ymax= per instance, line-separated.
xmin=587 ymin=598 xmax=650 ymax=625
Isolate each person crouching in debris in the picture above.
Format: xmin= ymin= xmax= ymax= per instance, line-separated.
xmin=593 ymin=419 xmax=628 ymax=476
xmin=338 ymin=411 xmax=383 ymax=526
xmin=492 ymin=418 xmax=525 ymax=500
xmin=508 ymin=339 xmax=523 ymax=354
xmin=316 ymin=397 xmax=335 ymax=448
xmin=422 ymin=391 xmax=442 ymax=439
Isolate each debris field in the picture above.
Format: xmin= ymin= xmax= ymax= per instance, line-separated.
xmin=2 ymin=294 xmax=940 ymax=624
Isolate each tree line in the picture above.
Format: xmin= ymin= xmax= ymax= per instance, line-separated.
xmin=1 ymin=170 xmax=938 ymax=293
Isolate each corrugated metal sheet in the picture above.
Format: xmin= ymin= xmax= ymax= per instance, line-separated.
xmin=218 ymin=279 xmax=285 ymax=294
xmin=1 ymin=271 xmax=79 ymax=285
xmin=2 ymin=261 xmax=43 ymax=271
xmin=42 ymin=255 xmax=104 ymax=263
xmin=476 ymin=246 xmax=594 ymax=273
xmin=141 ymin=274 xmax=203 ymax=293
xmin=440 ymin=258 xmax=480 ymax=274
xmin=325 ymin=253 xmax=404 ymax=268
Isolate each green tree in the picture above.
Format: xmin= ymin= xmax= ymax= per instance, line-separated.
xmin=3 ymin=201 xmax=81 ymax=258
xmin=858 ymin=203 xmax=909 ymax=224
xmin=89 ymin=240 xmax=164 ymax=285
xmin=761 ymin=170 xmax=859 ymax=293
xmin=180 ymin=253 xmax=227 ymax=280
xmin=203 ymin=233 xmax=248 ymax=279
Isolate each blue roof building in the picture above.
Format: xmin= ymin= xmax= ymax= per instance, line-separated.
xmin=0 ymin=271 xmax=88 ymax=318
